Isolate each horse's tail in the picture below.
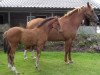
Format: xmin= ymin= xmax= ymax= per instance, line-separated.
xmin=3 ymin=31 xmax=11 ymax=53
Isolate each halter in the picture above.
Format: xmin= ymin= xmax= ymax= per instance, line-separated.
xmin=83 ymin=6 xmax=98 ymax=23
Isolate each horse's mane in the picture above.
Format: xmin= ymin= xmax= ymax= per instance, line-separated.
xmin=37 ymin=17 xmax=55 ymax=28
xmin=64 ymin=8 xmax=80 ymax=17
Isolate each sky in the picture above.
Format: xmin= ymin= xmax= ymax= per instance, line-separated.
xmin=94 ymin=0 xmax=100 ymax=4
xmin=94 ymin=0 xmax=100 ymax=33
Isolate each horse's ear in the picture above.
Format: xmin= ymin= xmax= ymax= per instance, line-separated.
xmin=81 ymin=6 xmax=84 ymax=9
xmin=87 ymin=2 xmax=91 ymax=8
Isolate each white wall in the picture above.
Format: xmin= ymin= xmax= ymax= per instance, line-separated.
xmin=77 ymin=26 xmax=97 ymax=34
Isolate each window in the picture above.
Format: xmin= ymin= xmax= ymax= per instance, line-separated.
xmin=35 ymin=15 xmax=47 ymax=18
xmin=27 ymin=16 xmax=35 ymax=22
xmin=27 ymin=15 xmax=47 ymax=22
xmin=0 ymin=15 xmax=3 ymax=24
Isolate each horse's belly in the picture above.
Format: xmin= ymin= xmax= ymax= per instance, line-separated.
xmin=21 ymin=35 xmax=37 ymax=45
xmin=48 ymin=29 xmax=65 ymax=41
xmin=22 ymin=39 xmax=37 ymax=47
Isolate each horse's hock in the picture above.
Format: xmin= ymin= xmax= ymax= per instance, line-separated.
xmin=0 ymin=24 xmax=10 ymax=48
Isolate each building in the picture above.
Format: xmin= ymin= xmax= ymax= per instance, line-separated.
xmin=0 ymin=0 xmax=100 ymax=48
xmin=0 ymin=0 xmax=100 ymax=27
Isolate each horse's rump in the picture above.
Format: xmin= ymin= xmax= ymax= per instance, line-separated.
xmin=3 ymin=32 xmax=11 ymax=53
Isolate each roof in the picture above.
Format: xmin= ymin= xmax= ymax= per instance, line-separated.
xmin=0 ymin=0 xmax=100 ymax=9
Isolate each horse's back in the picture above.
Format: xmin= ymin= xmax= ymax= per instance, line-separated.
xmin=26 ymin=18 xmax=45 ymax=29
xmin=7 ymin=27 xmax=23 ymax=36
xmin=26 ymin=18 xmax=65 ymax=41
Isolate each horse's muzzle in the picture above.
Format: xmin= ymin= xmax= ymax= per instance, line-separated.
xmin=94 ymin=16 xmax=99 ymax=23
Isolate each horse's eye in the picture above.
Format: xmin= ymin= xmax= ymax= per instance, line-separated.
xmin=91 ymin=10 xmax=93 ymax=13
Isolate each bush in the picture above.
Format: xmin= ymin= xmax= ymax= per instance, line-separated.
xmin=73 ymin=33 xmax=98 ymax=52
xmin=10 ymin=33 xmax=100 ymax=53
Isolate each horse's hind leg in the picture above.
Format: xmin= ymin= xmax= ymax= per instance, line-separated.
xmin=35 ymin=44 xmax=43 ymax=70
xmin=7 ymin=44 xmax=19 ymax=74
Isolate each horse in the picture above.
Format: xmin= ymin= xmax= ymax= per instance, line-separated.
xmin=3 ymin=17 xmax=60 ymax=74
xmin=26 ymin=2 xmax=99 ymax=64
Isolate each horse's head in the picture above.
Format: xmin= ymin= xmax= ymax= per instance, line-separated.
xmin=84 ymin=2 xmax=99 ymax=23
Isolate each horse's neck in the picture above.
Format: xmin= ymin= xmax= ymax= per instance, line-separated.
xmin=72 ymin=12 xmax=84 ymax=28
xmin=63 ymin=10 xmax=85 ymax=29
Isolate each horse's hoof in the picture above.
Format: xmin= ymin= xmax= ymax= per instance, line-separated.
xmin=35 ymin=65 xmax=38 ymax=69
xmin=8 ymin=63 xmax=12 ymax=70
xmin=16 ymin=72 xmax=20 ymax=75
xmin=24 ymin=57 xmax=28 ymax=60
xmin=35 ymin=67 xmax=39 ymax=70
xmin=65 ymin=60 xmax=73 ymax=64
xmin=69 ymin=60 xmax=74 ymax=63
xmin=35 ymin=66 xmax=41 ymax=71
xmin=32 ymin=57 xmax=36 ymax=60
xmin=65 ymin=62 xmax=70 ymax=64
xmin=36 ymin=67 xmax=41 ymax=71
xmin=12 ymin=70 xmax=20 ymax=75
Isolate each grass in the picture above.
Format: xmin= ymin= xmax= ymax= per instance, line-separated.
xmin=0 ymin=51 xmax=100 ymax=75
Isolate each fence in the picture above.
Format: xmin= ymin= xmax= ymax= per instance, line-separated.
xmin=0 ymin=24 xmax=10 ymax=48
xmin=43 ymin=34 xmax=100 ymax=52
xmin=0 ymin=24 xmax=100 ymax=52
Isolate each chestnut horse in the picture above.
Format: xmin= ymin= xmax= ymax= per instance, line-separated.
xmin=3 ymin=17 xmax=60 ymax=74
xmin=26 ymin=2 xmax=99 ymax=63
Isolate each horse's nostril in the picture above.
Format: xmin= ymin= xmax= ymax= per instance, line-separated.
xmin=97 ymin=22 xmax=100 ymax=25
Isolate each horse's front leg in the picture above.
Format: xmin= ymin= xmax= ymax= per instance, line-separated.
xmin=31 ymin=46 xmax=36 ymax=59
xmin=32 ymin=49 xmax=36 ymax=59
xmin=64 ymin=39 xmax=73 ymax=64
xmin=24 ymin=49 xmax=28 ymax=60
xmin=24 ymin=46 xmax=30 ymax=60
xmin=35 ymin=44 xmax=43 ymax=70
xmin=68 ymin=41 xmax=73 ymax=63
